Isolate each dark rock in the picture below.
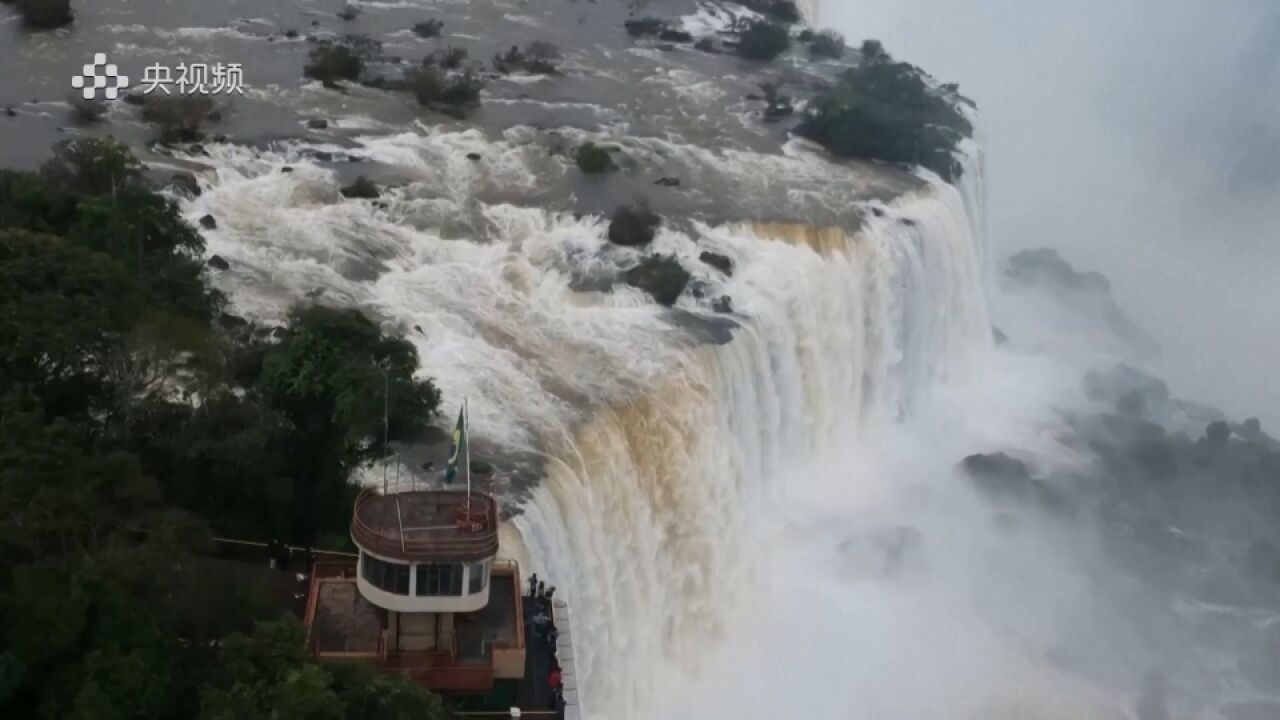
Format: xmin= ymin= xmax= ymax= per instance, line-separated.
xmin=624 ymin=255 xmax=691 ymax=307
xmin=871 ymin=206 xmax=886 ymax=217
xmin=413 ymin=19 xmax=444 ymax=38
xmin=1206 ymin=420 xmax=1232 ymax=444
xmin=575 ymin=143 xmax=615 ymax=175
xmin=340 ymin=175 xmax=381 ymax=199
xmin=607 ymin=200 xmax=661 ymax=246
xmin=623 ymin=17 xmax=666 ymax=38
xmin=313 ymin=151 xmax=333 ymax=162
xmin=712 ymin=295 xmax=733 ymax=314
xmin=899 ymin=217 xmax=918 ymax=227
xmin=121 ymin=93 xmax=147 ymax=107
xmin=1006 ymin=248 xmax=1111 ymax=293
xmin=466 ymin=152 xmax=482 ymax=161
xmin=694 ymin=37 xmax=719 ymax=53
xmin=269 ymin=326 xmax=288 ymax=340
xmin=189 ymin=144 xmax=207 ymax=156
xmin=992 ymin=326 xmax=1008 ymax=345
xmin=654 ymin=176 xmax=681 ymax=187
xmin=3 ymin=107 xmax=15 ymax=117
xmin=218 ymin=312 xmax=249 ymax=329
xmin=170 ymin=172 xmax=201 ymax=197
xmin=1084 ymin=365 xmax=1170 ymax=410
xmin=962 ymin=453 xmax=1030 ymax=485
xmin=307 ymin=118 xmax=329 ymax=130
xmin=959 ymin=453 xmax=1070 ymax=513
xmin=659 ymin=29 xmax=693 ymax=43
xmin=198 ymin=214 xmax=218 ymax=230
xmin=207 ymin=255 xmax=230 ymax=271
xmin=285 ymin=29 xmax=299 ymax=39
xmin=281 ymin=166 xmax=294 ymax=173
xmin=699 ymin=251 xmax=733 ymax=276
xmin=337 ymin=5 xmax=360 ymax=21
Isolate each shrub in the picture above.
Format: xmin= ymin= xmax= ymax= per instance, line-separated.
xmin=740 ymin=0 xmax=802 ymax=24
xmin=426 ymin=45 xmax=467 ymax=70
xmin=574 ymin=143 xmax=615 ymax=174
xmin=412 ymin=19 xmax=444 ymax=38
xmin=807 ymin=29 xmax=845 ymax=59
xmin=408 ymin=67 xmax=484 ymax=110
xmin=69 ymin=96 xmax=107 ymax=124
xmin=607 ymin=199 xmax=660 ymax=246
xmin=860 ymin=38 xmax=888 ymax=63
xmin=140 ymin=94 xmax=219 ymax=143
xmin=736 ymin=20 xmax=791 ymax=61
xmin=304 ymin=37 xmax=381 ymax=86
xmin=40 ymin=137 xmax=144 ymax=196
xmin=16 ymin=0 xmax=73 ymax=29
xmin=494 ymin=42 xmax=561 ymax=74
xmin=796 ymin=59 xmax=972 ymax=181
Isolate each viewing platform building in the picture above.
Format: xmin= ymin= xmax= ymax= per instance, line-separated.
xmin=304 ymin=489 xmax=542 ymax=707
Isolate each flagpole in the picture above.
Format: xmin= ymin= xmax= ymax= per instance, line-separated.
xmin=464 ymin=397 xmax=472 ymax=512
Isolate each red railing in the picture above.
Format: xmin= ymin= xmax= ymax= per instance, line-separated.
xmin=350 ymin=490 xmax=499 ymax=562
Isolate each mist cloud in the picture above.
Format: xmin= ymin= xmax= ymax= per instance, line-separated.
xmin=822 ymin=0 xmax=1280 ymax=425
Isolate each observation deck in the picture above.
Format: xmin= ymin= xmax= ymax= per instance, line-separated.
xmin=351 ymin=489 xmax=499 ymax=563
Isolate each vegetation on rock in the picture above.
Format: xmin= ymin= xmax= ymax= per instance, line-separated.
xmin=623 ymin=17 xmax=666 ymax=38
xmin=796 ymin=49 xmax=972 ymax=181
xmin=69 ymin=96 xmax=107 ymax=124
xmin=624 ymin=254 xmax=691 ymax=307
xmin=340 ymin=175 xmax=381 ymax=199
xmin=806 ymin=29 xmax=845 ymax=59
xmin=735 ymin=19 xmax=791 ymax=61
xmin=494 ymin=41 xmax=561 ymax=74
xmin=304 ymin=37 xmax=381 ymax=87
xmin=13 ymin=0 xmax=73 ymax=29
xmin=408 ymin=65 xmax=485 ymax=114
xmin=140 ymin=94 xmax=220 ymax=143
xmin=412 ymin=18 xmax=444 ymax=38
xmin=607 ymin=199 xmax=661 ymax=246
xmin=574 ymin=142 xmax=616 ymax=175
xmin=739 ymin=0 xmax=802 ymax=24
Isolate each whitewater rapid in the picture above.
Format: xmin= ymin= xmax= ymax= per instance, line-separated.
xmin=181 ymin=126 xmax=1001 ymax=717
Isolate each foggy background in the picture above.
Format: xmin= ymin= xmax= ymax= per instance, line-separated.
xmin=820 ymin=0 xmax=1280 ymax=426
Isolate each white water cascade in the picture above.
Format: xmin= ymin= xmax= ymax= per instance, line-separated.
xmin=181 ymin=128 xmax=1001 ymax=717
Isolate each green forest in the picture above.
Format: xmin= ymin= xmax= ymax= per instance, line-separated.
xmin=0 ymin=138 xmax=447 ymax=719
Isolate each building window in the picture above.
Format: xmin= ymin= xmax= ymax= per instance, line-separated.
xmin=416 ymin=563 xmax=463 ymax=596
xmin=361 ymin=553 xmax=410 ymax=595
xmin=467 ymin=561 xmax=489 ymax=594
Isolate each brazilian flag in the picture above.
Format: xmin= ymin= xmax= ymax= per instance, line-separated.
xmin=445 ymin=406 xmax=466 ymax=483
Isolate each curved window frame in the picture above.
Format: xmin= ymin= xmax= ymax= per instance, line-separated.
xmin=361 ymin=552 xmax=410 ymax=595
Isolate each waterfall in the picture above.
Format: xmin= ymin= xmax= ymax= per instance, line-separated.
xmin=513 ymin=174 xmax=991 ymax=717
xmin=182 ymin=129 xmax=991 ymax=718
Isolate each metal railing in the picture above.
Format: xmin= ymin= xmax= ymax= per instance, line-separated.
xmin=350 ymin=489 xmax=499 ymax=561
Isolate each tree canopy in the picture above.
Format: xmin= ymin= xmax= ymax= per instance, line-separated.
xmin=796 ymin=49 xmax=973 ymax=181
xmin=0 ymin=139 xmax=447 ymax=719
